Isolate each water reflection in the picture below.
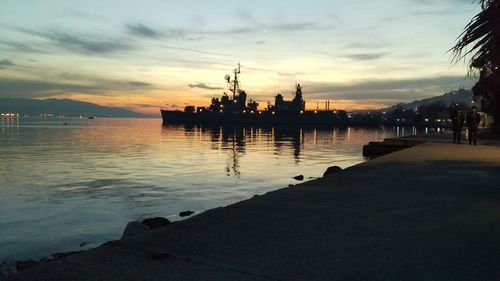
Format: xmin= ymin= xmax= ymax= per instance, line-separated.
xmin=1 ymin=116 xmax=19 ymax=135
xmin=161 ymin=124 xmax=424 ymax=178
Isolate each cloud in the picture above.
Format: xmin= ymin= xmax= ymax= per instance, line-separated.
xmin=13 ymin=27 xmax=133 ymax=55
xmin=126 ymin=23 xmax=161 ymax=38
xmin=0 ymin=75 xmax=160 ymax=99
xmin=48 ymin=31 xmax=132 ymax=54
xmin=188 ymin=83 xmax=223 ymax=90
xmin=185 ymin=36 xmax=206 ymax=41
xmin=129 ymin=81 xmax=152 ymax=87
xmin=126 ymin=23 xmax=185 ymax=39
xmin=133 ymin=103 xmax=157 ymax=108
xmin=346 ymin=53 xmax=386 ymax=61
xmin=60 ymin=72 xmax=153 ymax=89
xmin=0 ymin=59 xmax=15 ymax=68
xmin=270 ymin=22 xmax=319 ymax=31
xmin=303 ymin=75 xmax=476 ymax=101
xmin=209 ymin=21 xmax=327 ymax=35
xmin=345 ymin=40 xmax=391 ymax=50
xmin=0 ymin=40 xmax=48 ymax=54
xmin=160 ymin=44 xmax=227 ymax=57
xmin=0 ymin=77 xmax=101 ymax=98
xmin=277 ymin=72 xmax=308 ymax=76
xmin=410 ymin=0 xmax=431 ymax=4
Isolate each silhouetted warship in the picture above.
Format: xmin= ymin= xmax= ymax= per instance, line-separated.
xmin=161 ymin=64 xmax=348 ymax=125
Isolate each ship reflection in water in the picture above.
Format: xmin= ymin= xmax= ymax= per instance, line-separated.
xmin=180 ymin=125 xmax=310 ymax=177
xmin=164 ymin=124 xmax=423 ymax=178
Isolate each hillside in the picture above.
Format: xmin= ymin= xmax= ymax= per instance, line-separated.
xmin=388 ymin=89 xmax=473 ymax=111
xmin=0 ymin=98 xmax=153 ymax=118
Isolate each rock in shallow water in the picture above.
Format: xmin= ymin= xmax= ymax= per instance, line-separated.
xmin=142 ymin=217 xmax=171 ymax=230
xmin=293 ymin=175 xmax=304 ymax=181
xmin=179 ymin=211 xmax=195 ymax=217
xmin=121 ymin=221 xmax=151 ymax=239
xmin=323 ymin=166 xmax=343 ymax=177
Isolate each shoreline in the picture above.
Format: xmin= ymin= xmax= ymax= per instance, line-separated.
xmin=3 ymin=135 xmax=500 ymax=280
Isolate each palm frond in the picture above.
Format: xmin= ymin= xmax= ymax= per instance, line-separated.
xmin=451 ymin=0 xmax=500 ymax=70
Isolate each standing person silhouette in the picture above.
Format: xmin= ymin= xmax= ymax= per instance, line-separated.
xmin=452 ymin=109 xmax=464 ymax=144
xmin=466 ymin=106 xmax=481 ymax=145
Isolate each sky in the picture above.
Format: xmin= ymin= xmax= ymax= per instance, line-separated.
xmin=0 ymin=0 xmax=481 ymax=114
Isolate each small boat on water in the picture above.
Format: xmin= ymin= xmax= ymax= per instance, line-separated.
xmin=161 ymin=64 xmax=348 ymax=125
xmin=88 ymin=116 xmax=95 ymax=119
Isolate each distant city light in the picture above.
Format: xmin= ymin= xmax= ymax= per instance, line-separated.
xmin=0 ymin=113 xmax=19 ymax=117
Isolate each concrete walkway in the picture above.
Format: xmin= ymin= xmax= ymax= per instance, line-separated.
xmin=7 ymin=142 xmax=500 ymax=281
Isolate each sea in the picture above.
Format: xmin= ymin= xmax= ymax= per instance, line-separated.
xmin=0 ymin=117 xmax=422 ymax=262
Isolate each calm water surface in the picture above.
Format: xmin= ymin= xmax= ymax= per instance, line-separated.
xmin=0 ymin=117 xmax=420 ymax=261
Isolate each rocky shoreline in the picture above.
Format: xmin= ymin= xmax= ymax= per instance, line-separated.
xmin=0 ymin=212 xmax=195 ymax=279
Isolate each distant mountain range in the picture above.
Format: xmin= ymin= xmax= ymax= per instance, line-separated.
xmin=348 ymin=89 xmax=473 ymax=114
xmin=0 ymin=98 xmax=155 ymax=118
xmin=384 ymin=89 xmax=473 ymax=111
xmin=0 ymin=90 xmax=473 ymax=118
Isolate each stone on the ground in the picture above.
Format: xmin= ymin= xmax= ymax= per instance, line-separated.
xmin=15 ymin=260 xmax=39 ymax=272
xmin=179 ymin=211 xmax=195 ymax=217
xmin=150 ymin=252 xmax=171 ymax=260
xmin=121 ymin=221 xmax=151 ymax=239
xmin=141 ymin=217 xmax=171 ymax=230
xmin=0 ymin=262 xmax=17 ymax=277
xmin=293 ymin=175 xmax=304 ymax=181
xmin=323 ymin=166 xmax=343 ymax=177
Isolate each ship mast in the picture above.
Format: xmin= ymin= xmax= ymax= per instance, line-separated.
xmin=230 ymin=63 xmax=240 ymax=101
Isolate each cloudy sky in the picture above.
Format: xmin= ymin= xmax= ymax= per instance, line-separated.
xmin=0 ymin=0 xmax=479 ymax=113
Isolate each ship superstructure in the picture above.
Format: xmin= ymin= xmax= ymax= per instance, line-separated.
xmin=161 ymin=64 xmax=347 ymax=125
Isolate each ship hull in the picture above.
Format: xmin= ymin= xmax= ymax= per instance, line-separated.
xmin=161 ymin=110 xmax=349 ymax=125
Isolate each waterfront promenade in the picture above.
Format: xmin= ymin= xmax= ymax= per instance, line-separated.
xmin=6 ymin=141 xmax=500 ymax=281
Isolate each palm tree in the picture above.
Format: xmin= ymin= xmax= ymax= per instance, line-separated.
xmin=452 ymin=0 xmax=500 ymax=131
